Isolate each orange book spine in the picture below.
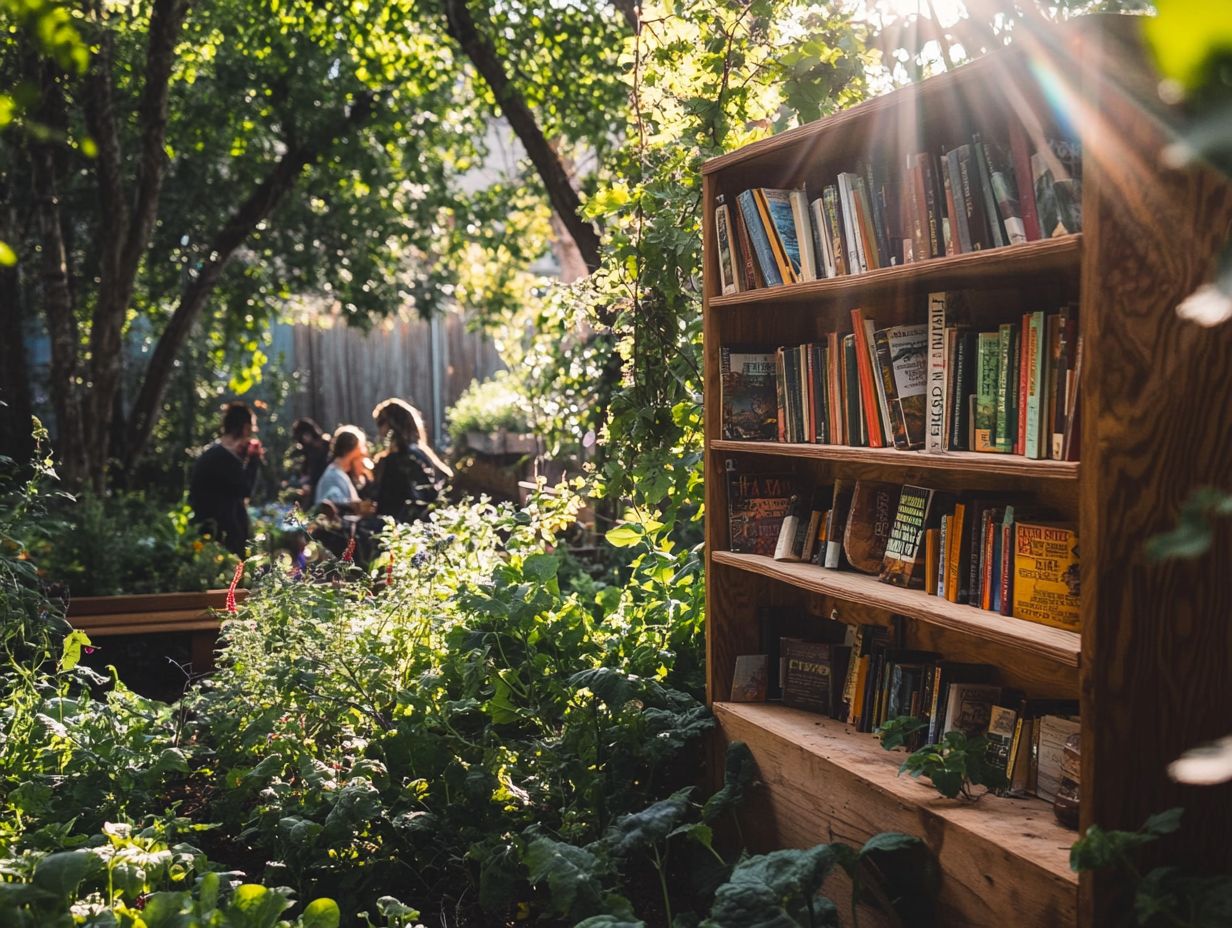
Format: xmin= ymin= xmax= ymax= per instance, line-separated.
xmin=849 ymin=309 xmax=884 ymax=448
xmin=944 ymin=502 xmax=966 ymax=603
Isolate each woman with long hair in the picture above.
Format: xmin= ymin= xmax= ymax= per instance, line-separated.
xmin=368 ymin=398 xmax=451 ymax=522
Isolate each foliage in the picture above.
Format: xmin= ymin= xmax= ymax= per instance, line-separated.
xmin=446 ymin=371 xmax=533 ymax=445
xmin=22 ymin=492 xmax=234 ymax=598
xmin=0 ymin=817 xmax=361 ymax=928
xmin=1143 ymin=487 xmax=1232 ymax=562
xmin=1071 ymin=808 xmax=1232 ymax=927
xmin=878 ymin=716 xmax=1007 ymax=801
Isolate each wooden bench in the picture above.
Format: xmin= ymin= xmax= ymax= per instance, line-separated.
xmin=68 ymin=589 xmax=247 ymax=674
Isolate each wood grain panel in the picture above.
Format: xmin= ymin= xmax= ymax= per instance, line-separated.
xmin=713 ymin=551 xmax=1081 ymax=666
xmin=1075 ymin=21 xmax=1232 ymax=923
xmin=68 ymin=590 xmax=239 ymax=616
xmin=714 ymin=702 xmax=1078 ymax=927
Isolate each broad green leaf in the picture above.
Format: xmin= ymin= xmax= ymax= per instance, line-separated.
xmin=300 ymin=898 xmax=341 ymax=928
xmin=58 ymin=630 xmax=92 ymax=672
xmin=225 ymin=884 xmax=290 ymax=928
xmin=523 ymin=836 xmax=605 ymax=919
xmin=702 ymin=741 xmax=758 ymax=823
xmin=605 ymin=788 xmax=694 ymax=857
xmin=33 ymin=849 xmax=98 ymax=896
xmin=605 ymin=524 xmax=642 ymax=547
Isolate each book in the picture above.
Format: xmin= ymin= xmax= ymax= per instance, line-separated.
xmin=823 ymin=479 xmax=855 ymax=570
xmin=1035 ymin=714 xmax=1081 ymax=802
xmin=782 ymin=640 xmax=840 ymax=715
xmin=726 ymin=465 xmax=797 ymax=557
xmin=721 ymin=347 xmax=778 ymax=440
xmin=731 ymin=655 xmax=769 ymax=702
xmin=948 ymin=330 xmax=975 ymax=450
xmin=823 ymin=186 xmax=848 ymax=276
xmin=943 ymin=502 xmax=966 ymax=603
xmin=837 ymin=173 xmax=866 ymax=273
xmin=843 ymin=481 xmax=902 ymax=575
xmin=924 ymin=528 xmax=940 ymax=596
xmin=773 ymin=494 xmax=808 ymax=562
xmin=850 ymin=310 xmax=884 ymax=448
xmin=880 ymin=485 xmax=937 ymax=589
xmin=1062 ymin=335 xmax=1083 ymax=461
xmin=994 ymin=323 xmax=1016 ymax=454
xmin=1012 ymin=522 xmax=1080 ymax=630
xmin=1032 ymin=137 xmax=1083 ymax=238
xmin=715 ymin=199 xmax=741 ymax=294
xmin=988 ymin=141 xmax=1027 ymax=245
xmin=753 ymin=188 xmax=801 ymax=283
xmin=1008 ymin=118 xmax=1042 ymax=241
xmin=973 ymin=134 xmax=1007 ymax=248
xmin=789 ymin=189 xmax=817 ymax=282
xmin=736 ymin=190 xmax=784 ymax=287
xmin=809 ymin=197 xmax=834 ymax=279
xmin=942 ymin=682 xmax=1002 ymax=737
xmin=733 ymin=195 xmax=764 ymax=290
xmin=1024 ymin=311 xmax=1046 ymax=458
xmin=985 ymin=704 xmax=1019 ymax=784
xmin=842 ymin=334 xmax=864 ymax=446
xmin=945 ymin=147 xmax=973 ymax=254
xmin=873 ymin=323 xmax=928 ymax=450
xmin=925 ymin=292 xmax=949 ymax=454
xmin=973 ymin=332 xmax=1000 ymax=452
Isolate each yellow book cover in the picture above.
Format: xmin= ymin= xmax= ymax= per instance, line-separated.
xmin=944 ymin=503 xmax=966 ymax=603
xmin=1012 ymin=522 xmax=1079 ymax=630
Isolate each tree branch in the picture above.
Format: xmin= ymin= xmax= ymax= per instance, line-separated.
xmin=123 ymin=92 xmax=378 ymax=465
xmin=442 ymin=0 xmax=602 ymax=273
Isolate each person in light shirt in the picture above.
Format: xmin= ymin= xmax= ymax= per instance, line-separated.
xmin=313 ymin=425 xmax=375 ymax=517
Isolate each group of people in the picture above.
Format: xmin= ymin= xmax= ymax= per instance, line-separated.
xmin=189 ymin=398 xmax=451 ymax=558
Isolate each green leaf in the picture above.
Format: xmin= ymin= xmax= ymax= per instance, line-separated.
xmin=139 ymin=892 xmax=191 ymax=928
xmin=1144 ymin=0 xmax=1232 ymax=90
xmin=605 ymin=788 xmax=694 ymax=857
xmin=523 ymin=553 xmax=560 ymax=582
xmin=605 ymin=524 xmax=642 ymax=547
xmin=858 ymin=833 xmax=923 ymax=858
xmin=523 ymin=836 xmax=605 ymax=919
xmin=300 ymin=898 xmax=341 ymax=928
xmin=33 ymin=849 xmax=98 ymax=896
xmin=58 ymin=630 xmax=92 ymax=672
xmin=702 ymin=741 xmax=757 ymax=823
xmin=225 ymin=884 xmax=290 ymax=928
xmin=704 ymin=845 xmax=841 ymax=928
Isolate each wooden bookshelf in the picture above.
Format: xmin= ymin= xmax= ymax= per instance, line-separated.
xmin=709 ymin=233 xmax=1082 ymax=310
xmin=712 ymin=551 xmax=1081 ymax=666
xmin=702 ymin=15 xmax=1232 ymax=927
xmin=711 ymin=440 xmax=1080 ymax=480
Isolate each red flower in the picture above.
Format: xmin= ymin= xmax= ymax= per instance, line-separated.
xmin=341 ymin=537 xmax=357 ymax=563
xmin=225 ymin=561 xmax=244 ymax=613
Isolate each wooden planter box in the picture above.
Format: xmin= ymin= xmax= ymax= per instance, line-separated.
xmin=68 ymin=589 xmax=248 ymax=674
xmin=464 ymin=429 xmax=539 ymax=456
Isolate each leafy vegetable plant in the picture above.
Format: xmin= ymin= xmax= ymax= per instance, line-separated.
xmin=878 ymin=716 xmax=1007 ymax=801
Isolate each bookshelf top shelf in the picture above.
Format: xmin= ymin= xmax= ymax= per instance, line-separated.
xmin=710 ymin=440 xmax=1079 ymax=480
xmin=711 ymin=550 xmax=1081 ymax=667
xmin=708 ymin=234 xmax=1082 ymax=310
xmin=713 ymin=702 xmax=1079 ymax=895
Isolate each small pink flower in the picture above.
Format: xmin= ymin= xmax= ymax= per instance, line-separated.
xmin=226 ymin=561 xmax=245 ymax=613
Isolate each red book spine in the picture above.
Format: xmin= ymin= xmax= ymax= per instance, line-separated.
xmin=1009 ymin=120 xmax=1041 ymax=241
xmin=850 ymin=310 xmax=884 ymax=448
xmin=1017 ymin=313 xmax=1030 ymax=455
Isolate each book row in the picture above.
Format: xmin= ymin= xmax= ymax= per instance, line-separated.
xmin=713 ymin=125 xmax=1081 ymax=293
xmin=720 ymin=295 xmax=1081 ymax=460
xmin=727 ymin=469 xmax=1080 ymax=631
xmin=730 ymin=613 xmax=1080 ymax=806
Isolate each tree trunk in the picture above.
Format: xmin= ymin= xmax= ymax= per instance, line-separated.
xmin=122 ymin=92 xmax=378 ymax=467
xmin=0 ymin=194 xmax=35 ymax=465
xmin=443 ymin=0 xmax=603 ymax=272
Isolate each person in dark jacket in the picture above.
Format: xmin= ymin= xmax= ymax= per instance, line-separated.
xmin=368 ymin=398 xmax=451 ymax=523
xmin=290 ymin=417 xmax=330 ymax=505
xmin=188 ymin=402 xmax=263 ymax=556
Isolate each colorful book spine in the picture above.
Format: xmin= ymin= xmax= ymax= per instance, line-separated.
xmin=753 ymin=188 xmax=799 ymax=284
xmin=737 ymin=190 xmax=784 ymax=287
xmin=850 ymin=310 xmax=884 ymax=448
xmin=994 ymin=323 xmax=1014 ymax=454
xmin=974 ymin=332 xmax=999 ymax=452
xmin=926 ymin=292 xmax=948 ymax=453
xmin=1025 ymin=311 xmax=1046 ymax=458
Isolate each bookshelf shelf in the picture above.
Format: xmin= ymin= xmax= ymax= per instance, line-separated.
xmin=711 ymin=440 xmax=1080 ymax=480
xmin=708 ymin=234 xmax=1082 ymax=310
xmin=713 ymin=702 xmax=1078 ymax=923
xmin=712 ymin=550 xmax=1081 ymax=666
xmin=702 ymin=15 xmax=1232 ymax=925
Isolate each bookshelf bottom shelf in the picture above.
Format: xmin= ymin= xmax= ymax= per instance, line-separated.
xmin=713 ymin=701 xmax=1077 ymax=927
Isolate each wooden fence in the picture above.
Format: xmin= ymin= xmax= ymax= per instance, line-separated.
xmin=279 ymin=309 xmax=503 ymax=447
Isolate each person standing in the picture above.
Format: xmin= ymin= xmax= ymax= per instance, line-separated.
xmin=313 ymin=425 xmax=375 ymax=516
xmin=369 ymin=398 xmax=452 ymax=523
xmin=189 ymin=401 xmax=263 ymax=556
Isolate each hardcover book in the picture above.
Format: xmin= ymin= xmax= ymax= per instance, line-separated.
xmin=874 ymin=323 xmax=928 ymax=450
xmin=715 ymin=199 xmax=740 ymax=294
xmin=942 ymin=682 xmax=1002 ymax=737
xmin=1012 ymin=522 xmax=1080 ymax=630
xmin=782 ymin=640 xmax=847 ymax=715
xmin=974 ymin=331 xmax=1000 ymax=452
xmin=843 ymin=480 xmax=901 ymax=574
xmin=721 ymin=347 xmax=778 ymax=440
xmin=736 ymin=190 xmax=784 ymax=287
xmin=985 ymin=704 xmax=1019 ymax=784
xmin=726 ymin=466 xmax=797 ymax=557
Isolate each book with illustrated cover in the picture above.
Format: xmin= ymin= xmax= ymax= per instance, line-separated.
xmin=721 ymin=347 xmax=778 ymax=440
xmin=874 ymin=323 xmax=928 ymax=450
xmin=731 ymin=654 xmax=769 ymax=702
xmin=942 ymin=682 xmax=1001 ymax=737
xmin=880 ymin=485 xmax=941 ymax=589
xmin=754 ymin=188 xmax=803 ymax=283
xmin=726 ymin=465 xmax=797 ymax=557
xmin=736 ymin=190 xmax=784 ymax=287
xmin=985 ymin=704 xmax=1019 ymax=785
xmin=843 ymin=480 xmax=901 ymax=574
xmin=1012 ymin=522 xmax=1080 ymax=630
